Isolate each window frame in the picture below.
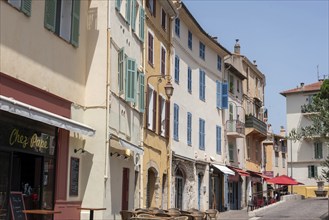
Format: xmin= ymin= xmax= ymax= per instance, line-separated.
xmin=148 ymin=31 xmax=154 ymax=65
xmin=175 ymin=18 xmax=180 ymax=37
xmin=199 ymin=118 xmax=205 ymax=150
xmin=160 ymin=45 xmax=166 ymax=76
xmin=199 ymin=41 xmax=205 ymax=60
xmin=187 ymin=112 xmax=192 ymax=146
xmin=161 ymin=8 xmax=167 ymax=31
xmin=187 ymin=67 xmax=192 ymax=93
xmin=188 ymin=31 xmax=192 ymax=50
xmin=175 ymin=55 xmax=180 ymax=84
xmin=173 ymin=104 xmax=179 ymax=141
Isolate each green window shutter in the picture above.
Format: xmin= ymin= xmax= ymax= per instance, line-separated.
xmin=118 ymin=48 xmax=125 ymax=93
xmin=71 ymin=0 xmax=80 ymax=47
xmin=314 ymin=166 xmax=318 ymax=177
xmin=139 ymin=7 xmax=145 ymax=42
xmin=125 ymin=58 xmax=136 ymax=102
xmin=44 ymin=0 xmax=57 ymax=32
xmin=21 ymin=0 xmax=32 ymax=16
xmin=115 ymin=0 xmax=121 ymax=11
xmin=125 ymin=0 xmax=131 ymax=24
xmin=139 ymin=73 xmax=145 ymax=112
xmin=131 ymin=0 xmax=136 ymax=31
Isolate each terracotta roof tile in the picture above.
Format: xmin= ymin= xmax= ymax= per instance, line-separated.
xmin=280 ymin=81 xmax=323 ymax=96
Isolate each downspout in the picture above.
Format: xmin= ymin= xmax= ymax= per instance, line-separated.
xmin=104 ymin=0 xmax=111 ymax=181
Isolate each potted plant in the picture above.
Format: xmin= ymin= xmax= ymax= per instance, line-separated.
xmin=314 ymin=176 xmax=327 ymax=197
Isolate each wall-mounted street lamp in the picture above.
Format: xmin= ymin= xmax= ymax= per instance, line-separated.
xmin=147 ymin=74 xmax=174 ymax=100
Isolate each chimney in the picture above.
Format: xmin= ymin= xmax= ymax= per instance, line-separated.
xmin=253 ymin=60 xmax=257 ymax=67
xmin=280 ymin=126 xmax=286 ymax=137
xmin=300 ymin=82 xmax=304 ymax=87
xmin=234 ymin=39 xmax=240 ymax=54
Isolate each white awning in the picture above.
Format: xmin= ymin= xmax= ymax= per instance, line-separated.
xmin=212 ymin=164 xmax=235 ymax=176
xmin=0 ymin=95 xmax=95 ymax=136
xmin=119 ymin=139 xmax=144 ymax=155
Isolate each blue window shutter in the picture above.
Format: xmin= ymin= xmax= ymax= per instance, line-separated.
xmin=174 ymin=104 xmax=179 ymax=141
xmin=199 ymin=70 xmax=202 ymax=100
xmin=115 ymin=0 xmax=121 ymax=11
xmin=125 ymin=58 xmax=136 ymax=102
xmin=222 ymin=82 xmax=228 ymax=109
xmin=44 ymin=0 xmax=57 ymax=32
xmin=139 ymin=73 xmax=145 ymax=112
xmin=131 ymin=0 xmax=136 ymax=31
xmin=187 ymin=112 xmax=192 ymax=145
xmin=216 ymin=81 xmax=221 ymax=108
xmin=126 ymin=0 xmax=131 ymax=24
xmin=175 ymin=18 xmax=180 ymax=37
xmin=175 ymin=56 xmax=179 ymax=83
xmin=199 ymin=70 xmax=205 ymax=100
xmin=21 ymin=0 xmax=32 ymax=16
xmin=217 ymin=55 xmax=222 ymax=71
xmin=71 ymin=0 xmax=81 ymax=47
xmin=199 ymin=119 xmax=205 ymax=150
xmin=188 ymin=67 xmax=192 ymax=93
xmin=199 ymin=119 xmax=201 ymax=149
xmin=139 ymin=7 xmax=145 ymax=42
xmin=216 ymin=126 xmax=222 ymax=154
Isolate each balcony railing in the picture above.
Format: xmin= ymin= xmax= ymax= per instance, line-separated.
xmin=226 ymin=120 xmax=245 ymax=137
xmin=245 ymin=115 xmax=267 ymax=135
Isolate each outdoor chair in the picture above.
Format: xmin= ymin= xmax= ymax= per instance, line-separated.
xmin=120 ymin=210 xmax=134 ymax=220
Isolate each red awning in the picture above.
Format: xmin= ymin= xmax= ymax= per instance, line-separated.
xmin=267 ymin=175 xmax=302 ymax=185
xmin=229 ymin=167 xmax=250 ymax=177
xmin=248 ymin=171 xmax=271 ymax=180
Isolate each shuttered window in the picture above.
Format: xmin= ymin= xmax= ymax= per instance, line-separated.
xmin=217 ymin=55 xmax=222 ymax=71
xmin=115 ymin=0 xmax=122 ymax=11
xmin=199 ymin=69 xmax=205 ymax=101
xmin=139 ymin=73 xmax=145 ymax=112
xmin=159 ymin=96 xmax=166 ymax=137
xmin=187 ymin=112 xmax=192 ymax=146
xmin=125 ymin=0 xmax=131 ymax=24
xmin=308 ymin=165 xmax=318 ymax=178
xmin=8 ymin=0 xmax=31 ymax=16
xmin=188 ymin=31 xmax=192 ymax=50
xmin=147 ymin=86 xmax=154 ymax=130
xmin=314 ymin=142 xmax=323 ymax=159
xmin=216 ymin=81 xmax=221 ymax=108
xmin=175 ymin=18 xmax=180 ymax=37
xmin=173 ymin=104 xmax=179 ymax=141
xmin=148 ymin=32 xmax=154 ymax=64
xmin=161 ymin=47 xmax=166 ymax=75
xmin=199 ymin=118 xmax=205 ymax=150
xmin=222 ymin=82 xmax=228 ymax=109
xmin=216 ymin=126 xmax=221 ymax=154
xmin=44 ymin=0 xmax=80 ymax=47
xmin=118 ymin=48 xmax=125 ymax=94
xmin=187 ymin=67 xmax=192 ymax=93
xmin=199 ymin=42 xmax=205 ymax=60
xmin=139 ymin=7 xmax=145 ymax=41
xmin=125 ymin=58 xmax=136 ymax=103
xmin=131 ymin=0 xmax=136 ymax=31
xmin=175 ymin=56 xmax=180 ymax=84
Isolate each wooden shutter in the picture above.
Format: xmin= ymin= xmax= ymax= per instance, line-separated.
xmin=165 ymin=100 xmax=170 ymax=138
xmin=139 ymin=73 xmax=145 ymax=113
xmin=139 ymin=7 xmax=145 ymax=41
xmin=21 ymin=0 xmax=32 ymax=16
xmin=222 ymin=82 xmax=228 ymax=109
xmin=152 ymin=90 xmax=157 ymax=131
xmin=125 ymin=0 xmax=131 ymax=24
xmin=125 ymin=58 xmax=136 ymax=102
xmin=71 ymin=0 xmax=80 ymax=47
xmin=121 ymin=168 xmax=130 ymax=210
xmin=44 ymin=0 xmax=57 ymax=32
xmin=216 ymin=81 xmax=221 ymax=108
xmin=158 ymin=96 xmax=162 ymax=134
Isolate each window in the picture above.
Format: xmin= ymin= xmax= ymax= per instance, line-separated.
xmin=138 ymin=73 xmax=145 ymax=112
xmin=314 ymin=142 xmax=323 ymax=159
xmin=44 ymin=0 xmax=80 ymax=47
xmin=175 ymin=18 xmax=180 ymax=37
xmin=199 ymin=118 xmax=205 ymax=150
xmin=229 ymin=74 xmax=234 ymax=93
xmin=275 ymin=152 xmax=279 ymax=167
xmin=125 ymin=0 xmax=131 ymax=24
xmin=131 ymin=0 xmax=138 ymax=31
xmin=216 ymin=126 xmax=221 ymax=154
xmin=8 ymin=0 xmax=31 ymax=16
xmin=308 ymin=165 xmax=318 ymax=178
xmin=115 ymin=0 xmax=122 ymax=10
xmin=188 ymin=31 xmax=192 ymax=50
xmin=199 ymin=42 xmax=205 ymax=60
xmin=187 ymin=67 xmax=192 ymax=93
xmin=125 ymin=58 xmax=136 ymax=102
xmin=118 ymin=48 xmax=125 ymax=94
xmin=229 ymin=143 xmax=234 ymax=162
xmin=139 ymin=7 xmax=145 ymax=41
xmin=161 ymin=8 xmax=167 ymax=30
xmin=173 ymin=104 xmax=179 ymax=141
xmin=199 ymin=69 xmax=205 ymax=101
xmin=217 ymin=55 xmax=222 ymax=71
xmin=160 ymin=46 xmax=166 ymax=75
xmin=282 ymin=153 xmax=286 ymax=168
xmin=216 ymin=81 xmax=221 ymax=108
xmin=147 ymin=86 xmax=157 ymax=131
xmin=229 ymin=104 xmax=234 ymax=120
xmin=146 ymin=0 xmax=155 ymax=16
xmin=121 ymin=168 xmax=130 ymax=210
xmin=175 ymin=56 xmax=180 ymax=84
xmin=187 ymin=112 xmax=192 ymax=146
xmin=158 ymin=95 xmax=167 ymax=137
xmin=237 ymin=79 xmax=240 ymax=93
xmin=148 ymin=32 xmax=154 ymax=65
xmin=221 ymin=82 xmax=228 ymax=109
xmin=175 ymin=169 xmax=184 ymax=210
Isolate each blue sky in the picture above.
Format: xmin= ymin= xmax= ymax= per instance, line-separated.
xmin=184 ymin=0 xmax=329 ymax=134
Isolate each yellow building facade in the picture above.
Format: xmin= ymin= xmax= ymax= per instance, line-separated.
xmin=143 ymin=0 xmax=177 ymax=208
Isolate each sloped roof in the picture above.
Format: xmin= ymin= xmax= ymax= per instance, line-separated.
xmin=280 ymin=81 xmax=323 ymax=97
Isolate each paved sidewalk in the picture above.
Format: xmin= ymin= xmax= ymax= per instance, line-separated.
xmin=216 ymin=208 xmax=249 ymax=220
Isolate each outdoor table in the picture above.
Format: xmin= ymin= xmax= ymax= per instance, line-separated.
xmin=23 ymin=209 xmax=61 ymax=220
xmin=78 ymin=207 xmax=106 ymax=220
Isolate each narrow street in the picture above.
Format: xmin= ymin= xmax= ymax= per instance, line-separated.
xmin=218 ymin=198 xmax=328 ymax=220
